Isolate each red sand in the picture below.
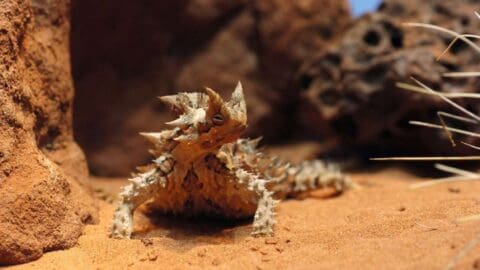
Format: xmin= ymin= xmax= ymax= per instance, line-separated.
xmin=8 ymin=168 xmax=480 ymax=270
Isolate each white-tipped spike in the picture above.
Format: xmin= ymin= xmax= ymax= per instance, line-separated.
xmin=159 ymin=93 xmax=197 ymax=113
xmin=249 ymin=137 xmax=263 ymax=148
xmin=234 ymin=81 xmax=243 ymax=96
xmin=166 ymin=116 xmax=190 ymax=126
xmin=229 ymin=81 xmax=247 ymax=112
xmin=166 ymin=107 xmax=206 ymax=127
xmin=139 ymin=132 xmax=162 ymax=144
xmin=158 ymin=95 xmax=178 ymax=106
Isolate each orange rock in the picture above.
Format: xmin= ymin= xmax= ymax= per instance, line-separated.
xmin=0 ymin=0 xmax=97 ymax=265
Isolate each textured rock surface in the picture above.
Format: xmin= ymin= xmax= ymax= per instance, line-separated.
xmin=254 ymin=0 xmax=351 ymax=92
xmin=71 ymin=0 xmax=351 ymax=176
xmin=299 ymin=0 xmax=480 ymax=156
xmin=0 ymin=0 xmax=97 ymax=265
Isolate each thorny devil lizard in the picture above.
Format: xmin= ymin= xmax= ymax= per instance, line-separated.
xmin=110 ymin=82 xmax=351 ymax=239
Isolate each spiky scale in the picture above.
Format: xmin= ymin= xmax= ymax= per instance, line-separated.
xmin=110 ymin=82 xmax=350 ymax=239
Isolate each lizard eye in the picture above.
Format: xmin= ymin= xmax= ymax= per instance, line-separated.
xmin=212 ymin=113 xmax=224 ymax=125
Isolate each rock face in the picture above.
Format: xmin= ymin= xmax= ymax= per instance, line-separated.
xmin=71 ymin=0 xmax=351 ymax=176
xmin=299 ymin=0 xmax=480 ymax=156
xmin=255 ymin=0 xmax=351 ymax=92
xmin=0 ymin=0 xmax=97 ymax=265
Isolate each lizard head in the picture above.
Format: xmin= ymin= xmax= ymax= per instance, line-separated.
xmin=159 ymin=82 xmax=247 ymax=156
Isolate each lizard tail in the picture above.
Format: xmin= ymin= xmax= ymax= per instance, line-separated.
xmin=267 ymin=159 xmax=352 ymax=199
xmin=228 ymin=138 xmax=352 ymax=199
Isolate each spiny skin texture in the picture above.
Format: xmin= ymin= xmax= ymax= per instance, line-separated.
xmin=110 ymin=83 xmax=350 ymax=238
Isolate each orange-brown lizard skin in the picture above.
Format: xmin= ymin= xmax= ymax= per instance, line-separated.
xmin=110 ymin=82 xmax=350 ymax=239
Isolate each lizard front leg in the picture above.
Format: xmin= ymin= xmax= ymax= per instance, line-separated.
xmin=236 ymin=169 xmax=279 ymax=236
xmin=110 ymin=154 xmax=174 ymax=239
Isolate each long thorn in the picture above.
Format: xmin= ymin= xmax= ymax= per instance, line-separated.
xmin=409 ymin=121 xmax=480 ymax=138
xmin=410 ymin=77 xmax=480 ymax=123
xmin=434 ymin=163 xmax=478 ymax=177
xmin=434 ymin=111 xmax=479 ymax=148
xmin=443 ymin=72 xmax=480 ymax=78
xmin=372 ymin=156 xmax=480 ymax=161
xmin=404 ymin=23 xmax=480 ymax=54
xmin=396 ymin=83 xmax=480 ymax=99
xmin=437 ymin=112 xmax=456 ymax=147
xmin=437 ymin=34 xmax=480 ymax=61
xmin=461 ymin=141 xmax=480 ymax=151
xmin=437 ymin=111 xmax=477 ymax=124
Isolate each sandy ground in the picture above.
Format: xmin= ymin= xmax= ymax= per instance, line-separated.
xmin=6 ymin=167 xmax=480 ymax=270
